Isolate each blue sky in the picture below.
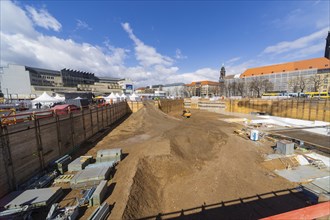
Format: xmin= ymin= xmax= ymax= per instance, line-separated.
xmin=1 ymin=0 xmax=329 ymax=86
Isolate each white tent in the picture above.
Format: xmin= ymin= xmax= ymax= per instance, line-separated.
xmin=104 ymin=92 xmax=118 ymax=103
xmin=54 ymin=94 xmax=65 ymax=101
xmin=115 ymin=93 xmax=121 ymax=102
xmin=32 ymin=92 xmax=58 ymax=109
xmin=120 ymin=93 xmax=127 ymax=101
xmin=129 ymin=93 xmax=141 ymax=101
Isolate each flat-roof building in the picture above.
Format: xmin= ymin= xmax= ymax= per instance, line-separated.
xmin=0 ymin=64 xmax=132 ymax=99
xmin=186 ymin=81 xmax=220 ymax=97
xmin=239 ymin=57 xmax=330 ymax=95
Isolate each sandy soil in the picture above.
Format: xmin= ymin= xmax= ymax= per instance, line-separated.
xmin=59 ymin=102 xmax=307 ymax=219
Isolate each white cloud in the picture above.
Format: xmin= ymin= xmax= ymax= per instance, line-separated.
xmin=1 ymin=32 xmax=128 ymax=75
xmin=262 ymin=27 xmax=328 ymax=56
xmin=175 ymin=49 xmax=187 ymax=59
xmin=0 ymin=1 xmax=226 ymax=88
xmin=271 ymin=1 xmax=329 ymax=30
xmin=75 ymin=19 xmax=92 ymax=31
xmin=225 ymin=59 xmax=261 ymax=76
xmin=167 ymin=68 xmax=219 ymax=84
xmin=282 ymin=41 xmax=325 ymax=60
xmin=26 ymin=5 xmax=61 ymax=31
xmin=0 ymin=1 xmax=36 ymax=37
xmin=226 ymin=57 xmax=241 ymax=64
xmin=0 ymin=2 xmax=127 ymax=77
xmin=121 ymin=22 xmax=174 ymax=67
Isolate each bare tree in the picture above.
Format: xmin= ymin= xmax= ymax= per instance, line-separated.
xmin=183 ymin=86 xmax=193 ymax=97
xmin=173 ymin=87 xmax=179 ymax=97
xmin=218 ymin=83 xmax=226 ymax=97
xmin=225 ymin=82 xmax=232 ymax=97
xmin=308 ymin=74 xmax=322 ymax=92
xmin=231 ymin=81 xmax=238 ymax=96
xmin=298 ymin=76 xmax=307 ymax=92
xmin=237 ymin=81 xmax=245 ymax=97
xmin=248 ymin=78 xmax=273 ymax=97
xmin=288 ymin=77 xmax=300 ymax=93
xmin=249 ymin=78 xmax=264 ymax=97
xmin=263 ymin=79 xmax=274 ymax=92
xmin=209 ymin=84 xmax=221 ymax=97
xmin=177 ymin=86 xmax=184 ymax=98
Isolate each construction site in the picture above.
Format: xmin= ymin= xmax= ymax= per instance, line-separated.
xmin=0 ymin=98 xmax=329 ymax=219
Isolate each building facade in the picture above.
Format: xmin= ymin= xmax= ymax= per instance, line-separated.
xmin=239 ymin=57 xmax=330 ymax=96
xmin=162 ymin=83 xmax=186 ymax=97
xmin=27 ymin=66 xmax=63 ymax=87
xmin=60 ymin=68 xmax=95 ymax=87
xmin=0 ymin=64 xmax=32 ymax=99
xmin=0 ymin=64 xmax=132 ymax=99
xmin=117 ymin=78 xmax=134 ymax=94
xmin=185 ymin=81 xmax=220 ymax=97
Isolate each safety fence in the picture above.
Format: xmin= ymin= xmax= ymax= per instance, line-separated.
xmin=0 ymin=101 xmax=131 ymax=198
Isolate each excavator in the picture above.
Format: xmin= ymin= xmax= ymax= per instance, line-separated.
xmin=182 ymin=109 xmax=191 ymax=118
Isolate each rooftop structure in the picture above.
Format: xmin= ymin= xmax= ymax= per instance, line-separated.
xmin=186 ymin=80 xmax=220 ymax=97
xmin=186 ymin=80 xmax=220 ymax=86
xmin=241 ymin=57 xmax=329 ymax=78
xmin=0 ymin=64 xmax=132 ymax=99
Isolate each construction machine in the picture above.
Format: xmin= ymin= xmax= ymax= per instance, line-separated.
xmin=182 ymin=109 xmax=191 ymax=118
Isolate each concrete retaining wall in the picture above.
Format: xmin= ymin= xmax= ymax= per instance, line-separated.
xmin=127 ymin=101 xmax=144 ymax=113
xmin=183 ymin=98 xmax=330 ymax=122
xmin=184 ymin=98 xmax=226 ymax=113
xmin=158 ymin=99 xmax=184 ymax=113
xmin=227 ymin=99 xmax=330 ymax=122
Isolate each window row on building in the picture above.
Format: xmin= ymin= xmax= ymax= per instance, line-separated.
xmin=0 ymin=64 xmax=133 ymax=99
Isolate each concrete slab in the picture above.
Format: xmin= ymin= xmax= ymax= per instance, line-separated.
xmin=275 ymin=166 xmax=329 ymax=183
xmin=96 ymin=149 xmax=122 ymax=158
xmin=311 ymin=176 xmax=330 ymax=193
xmin=90 ymin=180 xmax=108 ymax=206
xmin=0 ymin=187 xmax=62 ymax=210
xmin=85 ymin=161 xmax=116 ymax=169
xmin=301 ymin=176 xmax=330 ymax=203
xmin=96 ymin=149 xmax=122 ymax=163
xmin=70 ymin=166 xmax=111 ymax=189
xmin=68 ymin=156 xmax=91 ymax=172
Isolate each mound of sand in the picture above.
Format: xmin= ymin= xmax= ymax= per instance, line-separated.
xmin=75 ymin=101 xmax=304 ymax=219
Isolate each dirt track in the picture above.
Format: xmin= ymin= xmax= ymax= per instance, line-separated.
xmin=79 ymin=102 xmax=307 ymax=219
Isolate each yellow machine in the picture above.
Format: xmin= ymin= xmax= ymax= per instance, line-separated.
xmin=182 ymin=109 xmax=191 ymax=118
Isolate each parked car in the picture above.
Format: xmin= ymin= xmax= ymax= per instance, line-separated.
xmin=51 ymin=104 xmax=80 ymax=115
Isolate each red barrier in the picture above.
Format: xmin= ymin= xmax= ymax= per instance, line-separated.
xmin=260 ymin=201 xmax=330 ymax=220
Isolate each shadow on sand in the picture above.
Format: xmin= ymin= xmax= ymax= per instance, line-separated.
xmin=138 ymin=188 xmax=309 ymax=220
